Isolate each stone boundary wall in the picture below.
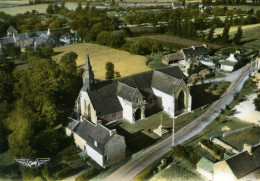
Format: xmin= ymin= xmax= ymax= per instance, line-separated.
xmin=199 ymin=142 xmax=222 ymax=160
xmin=222 ymin=125 xmax=255 ymax=137
xmin=212 ymin=138 xmax=240 ymax=154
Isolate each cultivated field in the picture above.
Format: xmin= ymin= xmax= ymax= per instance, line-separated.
xmin=217 ymin=5 xmax=260 ymax=11
xmin=0 ymin=2 xmax=86 ymax=15
xmin=214 ymin=23 xmax=260 ymax=36
xmin=53 ymin=43 xmax=150 ymax=80
xmin=143 ymin=35 xmax=221 ymax=49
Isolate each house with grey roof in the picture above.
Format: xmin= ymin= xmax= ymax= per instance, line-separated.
xmin=66 ymin=118 xmax=126 ymax=168
xmin=0 ymin=28 xmax=75 ymax=51
xmin=197 ymin=157 xmax=214 ymax=180
xmin=181 ymin=44 xmax=209 ymax=62
xmin=213 ymin=143 xmax=260 ymax=181
xmin=74 ymin=54 xmax=191 ymax=125
xmin=7 ymin=26 xmax=18 ymax=36
xmin=162 ymin=44 xmax=210 ymax=66
xmin=220 ymin=54 xmax=238 ymax=72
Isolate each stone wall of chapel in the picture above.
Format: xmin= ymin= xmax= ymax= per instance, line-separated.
xmin=104 ymin=135 xmax=126 ymax=167
xmin=80 ymin=91 xmax=98 ymax=124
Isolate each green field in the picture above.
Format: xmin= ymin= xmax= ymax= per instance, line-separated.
xmin=237 ymin=26 xmax=260 ymax=49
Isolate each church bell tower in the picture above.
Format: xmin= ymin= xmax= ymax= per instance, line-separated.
xmin=82 ymin=54 xmax=95 ymax=91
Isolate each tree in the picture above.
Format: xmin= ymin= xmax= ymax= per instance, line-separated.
xmin=233 ymin=26 xmax=243 ymax=45
xmin=222 ymin=23 xmax=231 ymax=43
xmin=256 ymin=10 xmax=260 ymax=22
xmin=46 ymin=4 xmax=54 ymax=15
xmin=59 ymin=51 xmax=78 ymax=74
xmin=105 ymin=62 xmax=115 ymax=80
xmin=0 ymin=121 xmax=8 ymax=153
xmin=207 ymin=25 xmax=216 ymax=42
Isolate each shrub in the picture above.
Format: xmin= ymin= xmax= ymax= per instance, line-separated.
xmin=254 ymin=95 xmax=260 ymax=111
xmin=55 ymin=167 xmax=74 ymax=179
xmin=64 ymin=154 xmax=81 ymax=162
xmin=171 ymin=146 xmax=199 ymax=165
xmin=201 ymin=139 xmax=224 ymax=159
xmin=76 ymin=168 xmax=99 ymax=181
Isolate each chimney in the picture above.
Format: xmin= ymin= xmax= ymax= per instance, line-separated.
xmin=243 ymin=144 xmax=253 ymax=155
xmin=47 ymin=29 xmax=51 ymax=36
xmin=109 ymin=129 xmax=116 ymax=136
xmin=203 ymin=43 xmax=208 ymax=49
xmin=13 ymin=33 xmax=17 ymax=43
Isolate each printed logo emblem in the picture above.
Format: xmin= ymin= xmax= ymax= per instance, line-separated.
xmin=15 ymin=158 xmax=50 ymax=168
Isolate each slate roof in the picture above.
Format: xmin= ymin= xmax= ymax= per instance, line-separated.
xmin=162 ymin=52 xmax=184 ymax=62
xmin=14 ymin=33 xmax=30 ymax=41
xmin=86 ymin=66 xmax=185 ymax=117
xmin=225 ymin=143 xmax=260 ymax=179
xmin=182 ymin=45 xmax=209 ymax=59
xmin=0 ymin=37 xmax=15 ymax=45
xmin=221 ymin=60 xmax=237 ymax=66
xmin=50 ymin=28 xmax=71 ymax=38
xmin=151 ymin=71 xmax=182 ymax=95
xmin=7 ymin=26 xmax=18 ymax=33
xmin=156 ymin=66 xmax=186 ymax=80
xmin=89 ymin=82 xmax=122 ymax=116
xmin=117 ymin=82 xmax=137 ymax=102
xmin=68 ymin=119 xmax=115 ymax=154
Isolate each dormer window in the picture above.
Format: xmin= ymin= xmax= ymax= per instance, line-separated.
xmin=94 ymin=140 xmax=97 ymax=147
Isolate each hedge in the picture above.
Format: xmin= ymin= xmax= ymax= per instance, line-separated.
xmin=75 ymin=168 xmax=99 ymax=181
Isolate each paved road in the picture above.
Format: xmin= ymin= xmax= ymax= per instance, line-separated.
xmin=104 ymin=59 xmax=259 ymax=181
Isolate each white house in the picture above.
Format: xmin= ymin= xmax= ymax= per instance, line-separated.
xmin=220 ymin=54 xmax=238 ymax=72
xmin=66 ymin=118 xmax=126 ymax=168
xmin=213 ymin=143 xmax=260 ymax=181
xmin=75 ymin=55 xmax=192 ymax=125
xmin=196 ymin=157 xmax=214 ymax=180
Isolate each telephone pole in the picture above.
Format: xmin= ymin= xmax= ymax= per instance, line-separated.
xmin=172 ymin=116 xmax=175 ymax=147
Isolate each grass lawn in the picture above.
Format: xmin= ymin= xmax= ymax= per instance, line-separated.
xmin=190 ymin=81 xmax=230 ymax=110
xmin=108 ymin=106 xmax=208 ymax=155
xmin=235 ymin=26 xmax=260 ymax=49
xmin=150 ymin=159 xmax=204 ymax=181
xmin=53 ymin=43 xmax=151 ymax=80
xmin=222 ymin=126 xmax=260 ymax=151
xmin=146 ymin=53 xmax=167 ymax=69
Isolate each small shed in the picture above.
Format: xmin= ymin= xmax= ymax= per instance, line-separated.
xmin=196 ymin=157 xmax=214 ymax=180
xmin=220 ymin=54 xmax=238 ymax=72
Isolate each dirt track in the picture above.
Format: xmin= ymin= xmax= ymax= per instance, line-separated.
xmin=143 ymin=35 xmax=221 ymax=49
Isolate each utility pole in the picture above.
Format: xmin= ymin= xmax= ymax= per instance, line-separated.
xmin=172 ymin=116 xmax=175 ymax=147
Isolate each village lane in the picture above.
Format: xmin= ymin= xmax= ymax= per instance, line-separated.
xmin=103 ymin=59 xmax=260 ymax=181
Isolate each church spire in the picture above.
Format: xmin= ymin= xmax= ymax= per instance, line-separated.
xmin=82 ymin=54 xmax=95 ymax=91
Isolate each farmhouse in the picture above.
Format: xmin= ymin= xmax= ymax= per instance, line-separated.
xmin=161 ymin=44 xmax=210 ymax=66
xmin=171 ymin=1 xmax=184 ymax=9
xmin=74 ymin=55 xmax=191 ymax=125
xmin=213 ymin=143 xmax=260 ymax=181
xmin=220 ymin=54 xmax=238 ymax=72
xmin=0 ymin=27 xmax=76 ymax=51
xmin=66 ymin=118 xmax=126 ymax=168
xmin=7 ymin=26 xmax=18 ymax=36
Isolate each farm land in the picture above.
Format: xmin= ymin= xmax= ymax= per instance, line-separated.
xmin=53 ymin=43 xmax=151 ymax=80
